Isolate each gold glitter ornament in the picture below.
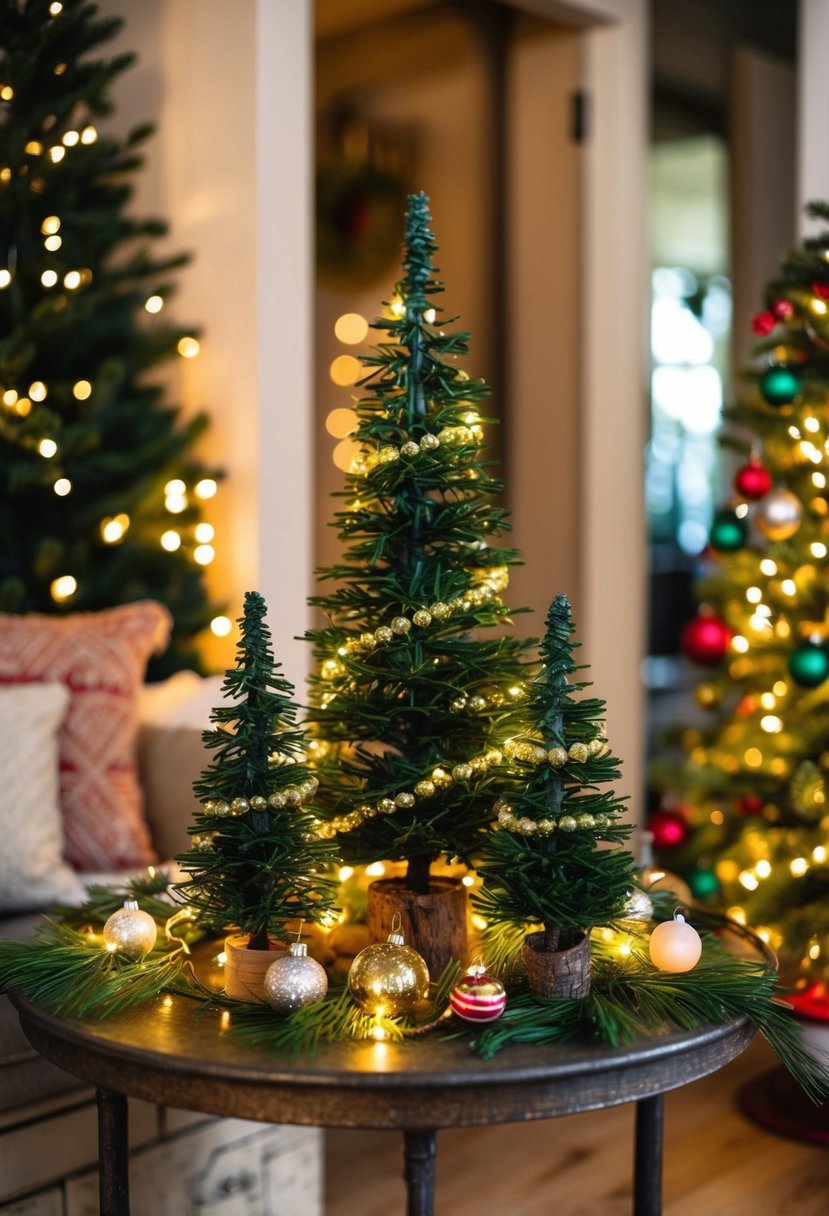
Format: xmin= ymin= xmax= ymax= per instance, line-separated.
xmin=347 ymin=917 xmax=430 ymax=1015
xmin=285 ymin=788 xmax=302 ymax=807
xmin=249 ymin=795 xmax=267 ymax=811
xmin=559 ymin=815 xmax=578 ymax=832
xmin=548 ymin=747 xmax=568 ymax=767
xmin=412 ymin=609 xmax=432 ymax=627
xmin=622 ymin=888 xmax=654 ymax=923
xmin=375 ymin=625 xmax=394 ymax=643
xmin=400 ymin=441 xmax=420 ymax=458
xmin=452 ymin=763 xmax=473 ymax=782
xmin=395 ymin=792 xmax=415 ymax=808
xmin=430 ymin=601 xmax=451 ymax=620
xmin=568 ymin=743 xmax=590 ymax=764
xmin=391 ymin=616 xmax=411 ymax=635
xmin=414 ymin=780 xmax=436 ymax=798
xmin=264 ymin=941 xmax=328 ymax=1015
xmin=419 ymin=433 xmax=440 ymax=451
xmin=230 ymin=796 xmax=249 ymax=815
xmin=268 ymin=793 xmax=287 ymax=809
xmin=103 ymin=900 xmax=158 ymax=960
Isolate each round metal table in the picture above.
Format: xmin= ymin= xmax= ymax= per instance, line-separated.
xmin=10 ymin=989 xmax=757 ymax=1216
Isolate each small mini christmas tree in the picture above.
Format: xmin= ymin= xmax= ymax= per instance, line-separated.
xmin=177 ymin=592 xmax=337 ymax=967
xmin=653 ymin=202 xmax=829 ymax=983
xmin=307 ymin=193 xmax=534 ymax=971
xmin=475 ymin=594 xmax=634 ymax=996
xmin=0 ymin=0 xmax=221 ymax=675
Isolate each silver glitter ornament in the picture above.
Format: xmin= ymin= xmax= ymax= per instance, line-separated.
xmin=622 ymin=887 xmax=654 ymax=923
xmin=755 ymin=487 xmax=802 ymax=541
xmin=102 ymin=899 xmax=158 ymax=960
xmin=263 ymin=942 xmax=328 ymax=1014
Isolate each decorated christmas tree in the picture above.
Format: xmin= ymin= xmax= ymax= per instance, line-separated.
xmin=177 ymin=591 xmax=336 ymax=995
xmin=307 ymin=192 xmax=534 ymax=971
xmin=475 ymin=594 xmax=634 ymax=996
xmin=652 ymin=202 xmax=829 ymax=983
xmin=0 ymin=0 xmax=221 ymax=675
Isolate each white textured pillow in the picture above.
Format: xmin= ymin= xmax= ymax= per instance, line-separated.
xmin=0 ymin=683 xmax=81 ymax=912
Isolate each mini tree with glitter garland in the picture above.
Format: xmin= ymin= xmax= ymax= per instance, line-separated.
xmin=177 ymin=591 xmax=337 ymax=998
xmin=307 ymin=193 xmax=534 ymax=975
xmin=475 ymin=594 xmax=635 ymax=997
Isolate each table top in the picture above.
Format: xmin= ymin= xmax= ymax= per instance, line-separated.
xmin=11 ymin=988 xmax=757 ymax=1130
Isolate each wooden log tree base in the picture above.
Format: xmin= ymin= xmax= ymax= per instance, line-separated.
xmin=522 ymin=930 xmax=591 ymax=998
xmin=223 ymin=935 xmax=287 ymax=1003
xmin=367 ymin=878 xmax=468 ymax=979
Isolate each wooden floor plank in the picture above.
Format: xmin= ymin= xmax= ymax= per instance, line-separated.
xmin=325 ymin=1040 xmax=828 ymax=1215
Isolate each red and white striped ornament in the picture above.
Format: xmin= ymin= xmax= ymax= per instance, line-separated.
xmin=449 ymin=963 xmax=507 ymax=1023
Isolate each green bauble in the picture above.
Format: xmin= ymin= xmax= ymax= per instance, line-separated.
xmin=710 ymin=510 xmax=748 ymax=553
xmin=759 ymin=366 xmax=800 ymax=406
xmin=788 ymin=643 xmax=829 ymax=688
xmin=688 ymin=867 xmax=720 ymax=900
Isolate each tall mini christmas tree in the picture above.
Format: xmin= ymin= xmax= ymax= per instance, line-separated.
xmin=653 ymin=202 xmax=829 ymax=982
xmin=0 ymin=0 xmax=221 ymax=675
xmin=177 ymin=591 xmax=337 ymax=961
xmin=475 ymin=594 xmax=634 ymax=995
xmin=307 ymin=193 xmax=533 ymax=969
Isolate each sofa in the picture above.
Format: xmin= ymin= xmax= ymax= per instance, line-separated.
xmin=0 ymin=716 xmax=324 ymax=1216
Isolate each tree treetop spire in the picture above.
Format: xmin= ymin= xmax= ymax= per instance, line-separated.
xmin=402 ymin=191 xmax=438 ymax=298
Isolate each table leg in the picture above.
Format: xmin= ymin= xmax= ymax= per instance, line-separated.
xmin=633 ymin=1093 xmax=664 ymax=1216
xmin=97 ymin=1087 xmax=130 ymax=1216
xmin=403 ymin=1128 xmax=437 ymax=1216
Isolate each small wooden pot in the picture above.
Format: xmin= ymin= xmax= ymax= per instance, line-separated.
xmin=367 ymin=877 xmax=468 ymax=980
xmin=223 ymin=934 xmax=287 ymax=1003
xmin=522 ymin=930 xmax=591 ymax=999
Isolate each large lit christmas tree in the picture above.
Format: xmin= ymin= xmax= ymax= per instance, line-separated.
xmin=476 ymin=594 xmax=634 ymax=995
xmin=653 ymin=202 xmax=829 ymax=983
xmin=307 ymin=192 xmax=534 ymax=971
xmin=0 ymin=0 xmax=221 ymax=675
xmin=177 ymin=591 xmax=337 ymax=957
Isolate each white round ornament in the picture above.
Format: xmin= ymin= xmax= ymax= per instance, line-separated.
xmin=648 ymin=913 xmax=702 ymax=973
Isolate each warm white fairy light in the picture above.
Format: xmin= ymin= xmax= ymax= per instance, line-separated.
xmin=25 ymin=140 xmax=42 ymax=155
xmin=63 ymin=270 xmax=81 ymax=290
xmin=781 ymin=579 xmax=797 ymax=596
xmin=759 ymin=558 xmax=777 ymax=576
xmin=759 ymin=692 xmax=776 ymax=710
xmin=813 ymin=471 xmax=826 ymax=488
xmin=732 ymin=635 xmax=749 ymax=653
xmin=760 ymin=714 xmax=783 ymax=734
xmin=41 ymin=270 xmax=57 ymax=288
xmin=28 ymin=381 xmax=46 ymax=401
xmin=0 ymin=270 xmax=10 ymax=288
xmin=790 ymin=857 xmax=809 ymax=877
xmin=50 ymin=574 xmax=76 ymax=601
xmin=165 ymin=493 xmax=187 ymax=514
xmin=739 ymin=870 xmax=759 ymax=891
xmin=746 ymin=586 xmax=762 ymax=604
xmin=755 ymin=859 xmax=772 ymax=879
xmin=814 ymin=846 xmax=827 ymax=864
xmin=811 ymin=298 xmax=828 ymax=316
xmin=193 ymin=544 xmax=215 ymax=565
xmin=80 ymin=126 xmax=97 ymax=144
xmin=194 ymin=522 xmax=214 ymax=543
xmin=389 ymin=296 xmax=405 ymax=318
xmin=49 ymin=2 xmax=63 ymax=13
xmin=365 ymin=863 xmax=385 ymax=877
xmin=337 ymin=866 xmax=354 ymax=882
xmin=101 ymin=514 xmax=129 ymax=544
xmin=44 ymin=235 xmax=61 ymax=251
xmin=49 ymin=146 xmax=65 ymax=163
xmin=177 ymin=336 xmax=200 ymax=358
xmin=210 ymin=616 xmax=232 ymax=637
xmin=811 ymin=542 xmax=827 ymax=559
xmin=329 ymin=354 xmax=361 ymax=386
xmin=53 ymin=478 xmax=71 ymax=496
xmin=73 ymin=380 xmax=91 ymax=400
xmin=145 ymin=295 xmax=163 ymax=313
xmin=735 ymin=502 xmax=749 ymax=519
xmin=38 ymin=438 xmax=57 ymax=458
xmin=62 ymin=130 xmax=79 ymax=147
xmin=194 ymin=478 xmax=217 ymax=499
xmin=334 ymin=313 xmax=368 ymax=344
xmin=41 ymin=216 xmax=60 ymax=235
xmin=160 ymin=530 xmax=181 ymax=552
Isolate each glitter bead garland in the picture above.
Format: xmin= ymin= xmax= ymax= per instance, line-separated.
xmin=192 ymin=776 xmax=320 ymax=850
xmin=348 ymin=421 xmax=485 ymax=477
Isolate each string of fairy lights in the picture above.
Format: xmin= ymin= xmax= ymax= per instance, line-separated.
xmin=0 ymin=8 xmax=230 ymax=640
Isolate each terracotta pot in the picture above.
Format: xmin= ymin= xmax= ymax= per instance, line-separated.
xmin=522 ymin=930 xmax=591 ymax=998
xmin=367 ymin=877 xmax=468 ymax=980
xmin=224 ymin=934 xmax=287 ymax=1003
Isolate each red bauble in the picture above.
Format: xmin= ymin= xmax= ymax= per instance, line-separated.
xmin=681 ymin=615 xmax=732 ymax=666
xmin=813 ymin=282 xmax=829 ymax=300
xmin=734 ymin=459 xmax=772 ymax=500
xmin=647 ymin=808 xmax=689 ymax=851
xmin=450 ymin=965 xmax=507 ymax=1023
xmin=751 ymin=311 xmax=776 ymax=336
xmin=737 ymin=795 xmax=763 ymax=817
xmin=772 ymin=298 xmax=794 ymax=321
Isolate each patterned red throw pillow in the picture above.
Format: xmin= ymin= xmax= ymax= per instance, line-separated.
xmin=0 ymin=602 xmax=172 ymax=870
